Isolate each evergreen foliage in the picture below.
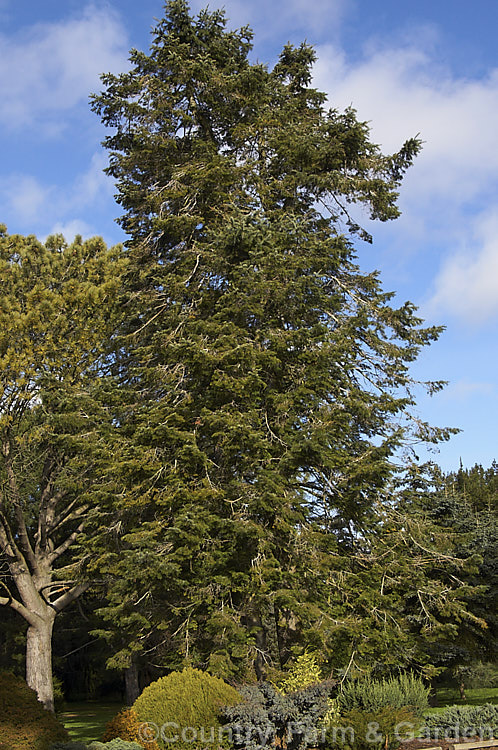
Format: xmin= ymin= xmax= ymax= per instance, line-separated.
xmin=132 ymin=667 xmax=241 ymax=750
xmin=90 ymin=0 xmax=453 ymax=680
xmin=0 ymin=671 xmax=68 ymax=750
xmin=278 ymin=652 xmax=324 ymax=693
xmin=0 ymin=228 xmax=127 ymax=709
xmin=326 ymin=706 xmax=418 ymax=750
xmin=337 ymin=674 xmax=429 ymax=717
xmin=102 ymin=708 xmax=161 ymax=750
xmin=88 ymin=741 xmax=144 ymax=750
xmin=221 ymin=680 xmax=333 ymax=750
xmin=422 ymin=703 xmax=498 ymax=739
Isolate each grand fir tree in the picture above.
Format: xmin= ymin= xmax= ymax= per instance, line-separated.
xmin=91 ymin=0 xmax=449 ymax=679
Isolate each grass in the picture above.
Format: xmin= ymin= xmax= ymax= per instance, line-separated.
xmin=59 ymin=701 xmax=124 ymax=744
xmin=58 ymin=687 xmax=498 ymax=743
xmin=424 ymin=686 xmax=498 ymax=715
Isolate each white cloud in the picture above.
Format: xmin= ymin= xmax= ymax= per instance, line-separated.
xmin=0 ymin=150 xmax=115 ymax=235
xmin=429 ymin=210 xmax=498 ymax=323
xmin=0 ymin=5 xmax=128 ymax=130
xmin=47 ymin=219 xmax=94 ymax=242
xmin=311 ymin=33 xmax=498 ymax=323
xmin=313 ymin=40 xmax=498 ymax=195
xmin=189 ymin=0 xmax=347 ymax=43
xmin=2 ymin=175 xmax=54 ymax=223
xmin=72 ymin=152 xmax=115 ymax=207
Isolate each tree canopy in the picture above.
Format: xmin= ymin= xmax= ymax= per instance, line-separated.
xmin=0 ymin=227 xmax=126 ymax=709
xmin=89 ymin=0 xmax=456 ymax=680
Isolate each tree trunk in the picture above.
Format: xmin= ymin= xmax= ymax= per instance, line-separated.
xmin=26 ymin=616 xmax=56 ymax=712
xmin=124 ymin=655 xmax=141 ymax=705
xmin=458 ymin=679 xmax=466 ymax=701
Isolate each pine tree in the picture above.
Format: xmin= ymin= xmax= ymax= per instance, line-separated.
xmin=0 ymin=227 xmax=126 ymax=710
xmin=90 ymin=0 xmax=450 ymax=679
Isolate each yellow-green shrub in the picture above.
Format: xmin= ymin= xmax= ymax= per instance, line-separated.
xmin=101 ymin=708 xmax=160 ymax=749
xmin=0 ymin=671 xmax=68 ymax=750
xmin=278 ymin=652 xmax=323 ymax=693
xmin=132 ymin=667 xmax=242 ymax=750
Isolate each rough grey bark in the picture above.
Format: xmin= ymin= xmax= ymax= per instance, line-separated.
xmin=26 ymin=616 xmax=56 ymax=712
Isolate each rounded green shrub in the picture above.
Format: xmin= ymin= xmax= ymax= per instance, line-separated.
xmin=0 ymin=671 xmax=69 ymax=750
xmin=132 ymin=667 xmax=242 ymax=750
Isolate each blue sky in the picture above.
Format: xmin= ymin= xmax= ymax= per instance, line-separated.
xmin=1 ymin=0 xmax=497 ymax=472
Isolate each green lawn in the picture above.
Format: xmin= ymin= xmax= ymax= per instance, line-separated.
xmin=59 ymin=687 xmax=498 ymax=742
xmin=59 ymin=701 xmax=124 ymax=744
xmin=425 ymin=686 xmax=498 ymax=715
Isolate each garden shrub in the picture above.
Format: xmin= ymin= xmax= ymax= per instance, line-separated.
xmin=466 ymin=662 xmax=498 ymax=689
xmin=337 ymin=674 xmax=429 ymax=717
xmin=102 ymin=708 xmax=160 ymax=749
xmin=0 ymin=671 xmax=69 ymax=750
xmin=221 ymin=680 xmax=333 ymax=750
xmin=53 ymin=676 xmax=66 ymax=713
xmin=278 ymin=652 xmax=323 ymax=693
xmin=88 ymin=741 xmax=143 ymax=749
xmin=132 ymin=667 xmax=242 ymax=750
xmin=422 ymin=704 xmax=498 ymax=739
xmin=326 ymin=707 xmax=419 ymax=750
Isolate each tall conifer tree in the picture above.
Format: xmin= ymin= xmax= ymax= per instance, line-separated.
xmin=91 ymin=0 xmax=449 ymax=678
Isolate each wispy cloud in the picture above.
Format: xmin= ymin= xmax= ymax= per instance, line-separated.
xmin=0 ymin=151 xmax=116 ymax=239
xmin=429 ymin=210 xmax=498 ymax=323
xmin=312 ymin=32 xmax=498 ymax=324
xmin=189 ymin=0 xmax=348 ymax=43
xmin=0 ymin=4 xmax=129 ymax=131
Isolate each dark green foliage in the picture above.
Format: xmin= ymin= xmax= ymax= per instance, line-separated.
xmin=337 ymin=674 xmax=430 ymax=717
xmin=132 ymin=667 xmax=241 ymax=750
xmin=326 ymin=707 xmax=418 ymax=750
xmin=50 ymin=743 xmax=88 ymax=750
xmin=0 ymin=671 xmax=68 ymax=750
xmin=90 ymin=0 xmax=453 ymax=681
xmin=466 ymin=662 xmax=498 ymax=688
xmin=400 ymin=461 xmax=498 ymax=677
xmin=422 ymin=703 xmax=498 ymax=739
xmin=221 ymin=680 xmax=333 ymax=750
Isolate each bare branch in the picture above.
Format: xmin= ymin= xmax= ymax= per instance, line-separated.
xmin=48 ymin=519 xmax=87 ymax=564
xmin=0 ymin=509 xmax=27 ymax=567
xmin=52 ymin=581 xmax=90 ymax=612
xmin=1 ymin=437 xmax=38 ymax=572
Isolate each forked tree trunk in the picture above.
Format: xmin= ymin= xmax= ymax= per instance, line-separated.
xmin=26 ymin=614 xmax=56 ymax=712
